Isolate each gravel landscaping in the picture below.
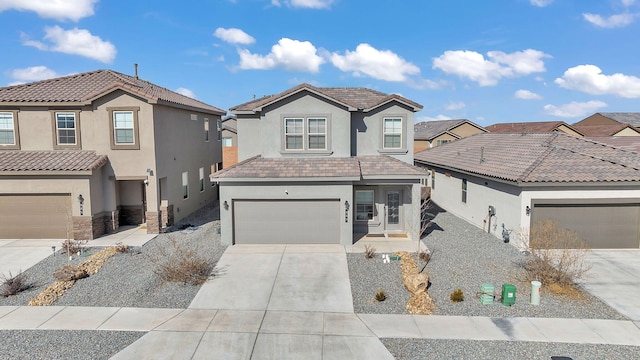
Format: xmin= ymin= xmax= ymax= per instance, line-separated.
xmin=348 ymin=205 xmax=626 ymax=320
xmin=0 ymin=202 xmax=226 ymax=308
xmin=382 ymin=338 xmax=640 ymax=360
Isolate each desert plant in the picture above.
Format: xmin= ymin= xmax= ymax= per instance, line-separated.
xmin=375 ymin=290 xmax=386 ymax=301
xmin=418 ymin=250 xmax=431 ymax=263
xmin=521 ymin=219 xmax=592 ymax=295
xmin=146 ymin=235 xmax=215 ymax=285
xmin=53 ymin=265 xmax=89 ymax=282
xmin=61 ymin=239 xmax=87 ymax=255
xmin=114 ymin=242 xmax=129 ymax=253
xmin=364 ymin=244 xmax=376 ymax=259
xmin=1 ymin=271 xmax=29 ymax=297
xmin=450 ymin=288 xmax=464 ymax=302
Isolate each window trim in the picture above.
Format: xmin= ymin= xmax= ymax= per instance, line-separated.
xmin=284 ymin=117 xmax=304 ymax=150
xmin=108 ymin=107 xmax=140 ymax=150
xmin=307 ymin=117 xmax=327 ymax=150
xmin=182 ymin=171 xmax=189 ymax=199
xmin=0 ymin=110 xmax=20 ymax=150
xmin=355 ymin=190 xmax=375 ymax=222
xmin=462 ymin=178 xmax=467 ymax=203
xmin=383 ymin=117 xmax=403 ymax=149
xmin=378 ymin=115 xmax=408 ymax=155
xmin=281 ymin=115 xmax=331 ymax=154
xmin=50 ymin=110 xmax=81 ymax=150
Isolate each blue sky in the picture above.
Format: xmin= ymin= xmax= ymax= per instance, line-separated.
xmin=1 ymin=0 xmax=639 ymax=126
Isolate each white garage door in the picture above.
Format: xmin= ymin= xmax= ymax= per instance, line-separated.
xmin=233 ymin=200 xmax=340 ymax=244
xmin=0 ymin=194 xmax=72 ymax=239
xmin=532 ymin=202 xmax=640 ymax=249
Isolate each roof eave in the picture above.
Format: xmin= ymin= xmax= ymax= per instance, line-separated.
xmin=0 ymin=170 xmax=95 ymax=176
xmin=253 ymin=87 xmax=356 ymax=112
xmin=363 ymin=98 xmax=422 ymax=113
xmin=155 ymin=99 xmax=226 ymax=116
xmin=361 ymin=174 xmax=428 ymax=180
xmin=210 ymin=176 xmax=361 ymax=182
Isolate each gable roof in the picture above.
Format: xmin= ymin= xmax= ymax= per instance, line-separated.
xmin=414 ymin=132 xmax=640 ymax=184
xmin=413 ymin=119 xmax=487 ymax=141
xmin=485 ymin=121 xmax=583 ymax=135
xmin=584 ymin=137 xmax=640 ymax=152
xmin=230 ymin=83 xmax=422 ymax=114
xmin=211 ymin=155 xmax=426 ymax=182
xmin=572 ymin=123 xmax=640 ymax=136
xmin=598 ymin=112 xmax=640 ymax=128
xmin=0 ymin=151 xmax=107 ymax=174
xmin=0 ymin=70 xmax=225 ymax=115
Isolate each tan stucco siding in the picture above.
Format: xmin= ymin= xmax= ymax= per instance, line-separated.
xmin=356 ymin=103 xmax=415 ymax=163
xmin=0 ymin=177 xmax=93 ymax=217
xmin=414 ymin=139 xmax=431 ymax=154
xmin=613 ymin=127 xmax=640 ymax=136
xmin=431 ymin=133 xmax=457 ymax=146
xmin=556 ymin=125 xmax=583 ymax=137
xmin=451 ymin=123 xmax=485 ymax=137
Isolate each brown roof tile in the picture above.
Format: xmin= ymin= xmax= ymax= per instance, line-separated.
xmin=486 ymin=121 xmax=581 ymax=134
xmin=598 ymin=112 xmax=640 ymax=127
xmin=357 ymin=155 xmax=427 ymax=178
xmin=414 ymin=133 xmax=640 ymax=183
xmin=414 ymin=119 xmax=468 ymax=140
xmin=0 ymin=70 xmax=225 ymax=115
xmin=230 ymin=83 xmax=422 ymax=113
xmin=572 ymin=123 xmax=638 ymax=136
xmin=0 ymin=151 xmax=108 ymax=172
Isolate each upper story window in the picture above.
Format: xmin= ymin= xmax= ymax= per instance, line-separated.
xmin=56 ymin=113 xmax=77 ymax=145
xmin=108 ymin=107 xmax=140 ymax=150
xmin=383 ymin=118 xmax=402 ymax=149
xmin=462 ymin=178 xmax=467 ymax=203
xmin=217 ymin=119 xmax=222 ymax=141
xmin=204 ymin=118 xmax=210 ymax=142
xmin=283 ymin=117 xmax=328 ymax=152
xmin=199 ymin=167 xmax=205 ymax=192
xmin=0 ymin=111 xmax=20 ymax=149
xmin=182 ymin=171 xmax=189 ymax=199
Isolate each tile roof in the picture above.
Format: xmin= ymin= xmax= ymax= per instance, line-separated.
xmin=230 ymin=83 xmax=422 ymax=113
xmin=0 ymin=70 xmax=225 ymax=115
xmin=414 ymin=120 xmax=467 ymax=140
xmin=598 ymin=112 xmax=640 ymax=127
xmin=211 ymin=155 xmax=426 ymax=180
xmin=485 ymin=121 xmax=582 ymax=135
xmin=572 ymin=123 xmax=638 ymax=136
xmin=585 ymin=137 xmax=640 ymax=152
xmin=414 ymin=132 xmax=640 ymax=184
xmin=0 ymin=151 xmax=108 ymax=172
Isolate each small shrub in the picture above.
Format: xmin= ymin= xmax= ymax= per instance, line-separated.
xmin=450 ymin=288 xmax=464 ymax=302
xmin=418 ymin=250 xmax=431 ymax=263
xmin=114 ymin=242 xmax=129 ymax=253
xmin=364 ymin=244 xmax=376 ymax=259
xmin=375 ymin=290 xmax=386 ymax=302
xmin=61 ymin=239 xmax=87 ymax=255
xmin=53 ymin=265 xmax=89 ymax=282
xmin=1 ymin=271 xmax=29 ymax=297
xmin=146 ymin=235 xmax=215 ymax=285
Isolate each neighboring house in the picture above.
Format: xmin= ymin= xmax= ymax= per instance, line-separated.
xmin=573 ymin=112 xmax=640 ymax=136
xmin=485 ymin=121 xmax=583 ymax=137
xmin=413 ymin=119 xmax=487 ymax=153
xmin=0 ymin=70 xmax=225 ymax=240
xmin=221 ymin=115 xmax=238 ymax=168
xmin=584 ymin=136 xmax=640 ymax=152
xmin=211 ymin=84 xmax=427 ymax=245
xmin=414 ymin=132 xmax=640 ymax=249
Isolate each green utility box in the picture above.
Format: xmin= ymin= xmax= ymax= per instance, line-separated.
xmin=502 ymin=284 xmax=516 ymax=306
xmin=480 ymin=283 xmax=494 ymax=305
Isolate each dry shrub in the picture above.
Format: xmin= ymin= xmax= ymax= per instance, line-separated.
xmin=364 ymin=244 xmax=376 ymax=259
xmin=1 ymin=271 xmax=29 ymax=297
xmin=450 ymin=288 xmax=464 ymax=302
xmin=375 ymin=290 xmax=387 ymax=302
xmin=147 ymin=236 xmax=215 ymax=285
xmin=418 ymin=250 xmax=431 ymax=263
xmin=61 ymin=239 xmax=87 ymax=255
xmin=53 ymin=265 xmax=88 ymax=282
xmin=522 ymin=219 xmax=591 ymax=296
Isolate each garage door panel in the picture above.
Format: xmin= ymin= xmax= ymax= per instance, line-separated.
xmin=0 ymin=195 xmax=71 ymax=239
xmin=532 ymin=203 xmax=640 ymax=249
xmin=234 ymin=200 xmax=339 ymax=244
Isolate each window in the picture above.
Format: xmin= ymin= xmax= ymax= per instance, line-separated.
xmin=108 ymin=107 xmax=140 ymax=150
xmin=204 ymin=118 xmax=210 ymax=142
xmin=355 ymin=190 xmax=374 ymax=221
xmin=199 ymin=167 xmax=205 ymax=192
xmin=217 ymin=119 xmax=222 ymax=141
xmin=56 ymin=112 xmax=77 ymax=144
xmin=222 ymin=137 xmax=233 ymax=147
xmin=462 ymin=179 xmax=467 ymax=203
xmin=285 ymin=118 xmax=304 ymax=150
xmin=0 ymin=112 xmax=17 ymax=147
xmin=307 ymin=118 xmax=326 ymax=149
xmin=383 ymin=118 xmax=402 ymax=149
xmin=431 ymin=170 xmax=436 ymax=190
xmin=436 ymin=139 xmax=451 ymax=146
xmin=182 ymin=171 xmax=189 ymax=199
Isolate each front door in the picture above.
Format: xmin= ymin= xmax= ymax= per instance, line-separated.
xmin=385 ymin=190 xmax=402 ymax=231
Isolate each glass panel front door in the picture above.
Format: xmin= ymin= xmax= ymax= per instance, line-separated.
xmin=386 ymin=190 xmax=402 ymax=230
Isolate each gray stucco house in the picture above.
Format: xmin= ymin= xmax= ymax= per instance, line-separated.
xmin=211 ymin=84 xmax=427 ymax=245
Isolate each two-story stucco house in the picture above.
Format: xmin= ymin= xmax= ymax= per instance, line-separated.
xmin=211 ymin=84 xmax=427 ymax=245
xmin=0 ymin=70 xmax=225 ymax=240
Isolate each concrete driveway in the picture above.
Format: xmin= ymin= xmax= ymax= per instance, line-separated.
xmin=581 ymin=250 xmax=640 ymax=322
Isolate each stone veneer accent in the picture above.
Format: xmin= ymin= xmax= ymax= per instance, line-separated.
xmin=119 ymin=205 xmax=144 ymax=226
xmin=146 ymin=211 xmax=160 ymax=234
xmin=104 ymin=209 xmax=120 ymax=233
xmin=160 ymin=204 xmax=174 ymax=230
xmin=72 ymin=216 xmax=94 ymax=240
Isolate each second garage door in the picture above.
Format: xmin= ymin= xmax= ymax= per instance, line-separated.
xmin=531 ymin=202 xmax=640 ymax=249
xmin=233 ymin=199 xmax=340 ymax=244
xmin=0 ymin=194 xmax=71 ymax=239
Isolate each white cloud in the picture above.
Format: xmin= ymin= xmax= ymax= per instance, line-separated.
xmin=214 ymin=27 xmax=255 ymax=45
xmin=10 ymin=66 xmax=59 ymax=82
xmin=416 ymin=114 xmax=453 ymax=122
xmin=432 ymin=49 xmax=550 ymax=86
xmin=530 ymin=0 xmax=553 ymax=7
xmin=238 ymin=38 xmax=324 ymax=73
xmin=444 ymin=101 xmax=466 ymax=110
xmin=622 ymin=0 xmax=636 ymax=6
xmin=274 ymin=0 xmax=334 ymax=9
xmin=175 ymin=87 xmax=197 ymax=99
xmin=555 ymin=64 xmax=640 ymax=98
xmin=22 ymin=26 xmax=116 ymax=63
xmin=583 ymin=12 xmax=636 ymax=28
xmin=0 ymin=0 xmax=98 ymax=21
xmin=543 ymin=100 xmax=607 ymax=118
xmin=514 ymin=89 xmax=542 ymax=100
xmin=330 ymin=43 xmax=420 ymax=82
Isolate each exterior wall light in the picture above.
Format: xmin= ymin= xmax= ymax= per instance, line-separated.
xmin=344 ymin=200 xmax=350 ymax=223
xmin=223 ymin=201 xmax=229 ymax=210
xmin=525 ymin=206 xmax=531 ymax=216
xmin=77 ymin=194 xmax=84 ymax=215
